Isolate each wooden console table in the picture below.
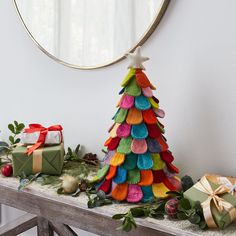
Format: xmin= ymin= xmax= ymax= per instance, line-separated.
xmin=0 ymin=176 xmax=235 ymax=236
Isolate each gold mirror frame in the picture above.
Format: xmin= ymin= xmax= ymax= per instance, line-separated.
xmin=13 ymin=0 xmax=170 ymax=70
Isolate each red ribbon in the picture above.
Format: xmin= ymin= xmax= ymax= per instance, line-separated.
xmin=24 ymin=124 xmax=63 ymax=155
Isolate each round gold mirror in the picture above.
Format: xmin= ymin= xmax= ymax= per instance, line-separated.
xmin=13 ymin=0 xmax=170 ymax=69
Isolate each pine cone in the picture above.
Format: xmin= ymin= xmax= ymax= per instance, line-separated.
xmin=83 ymin=153 xmax=99 ymax=165
xmin=78 ymin=179 xmax=88 ymax=192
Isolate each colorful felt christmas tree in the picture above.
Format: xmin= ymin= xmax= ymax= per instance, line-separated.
xmin=95 ymin=46 xmax=181 ymax=203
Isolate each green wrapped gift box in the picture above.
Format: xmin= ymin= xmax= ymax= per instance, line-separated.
xmin=12 ymin=144 xmax=65 ymax=176
xmin=184 ymin=176 xmax=236 ymax=229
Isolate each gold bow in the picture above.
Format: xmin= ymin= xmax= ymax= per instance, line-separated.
xmin=194 ymin=176 xmax=236 ymax=228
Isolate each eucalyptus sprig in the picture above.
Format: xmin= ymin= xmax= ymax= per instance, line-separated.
xmin=112 ymin=199 xmax=165 ymax=232
xmin=112 ymin=175 xmax=207 ymax=232
xmin=0 ymin=121 xmax=25 ymax=165
xmin=8 ymin=121 xmax=25 ymax=145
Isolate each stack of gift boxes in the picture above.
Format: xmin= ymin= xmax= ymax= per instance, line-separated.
xmin=12 ymin=124 xmax=65 ymax=176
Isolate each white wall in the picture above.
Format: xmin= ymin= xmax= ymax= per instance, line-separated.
xmin=1 ymin=0 xmax=236 ymax=234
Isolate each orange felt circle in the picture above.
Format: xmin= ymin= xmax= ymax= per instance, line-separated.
xmin=138 ymin=170 xmax=153 ymax=186
xmin=126 ymin=107 xmax=143 ymax=125
xmin=112 ymin=182 xmax=129 ymax=201
xmin=104 ymin=137 xmax=113 ymax=146
xmin=106 ymin=166 xmax=117 ymax=180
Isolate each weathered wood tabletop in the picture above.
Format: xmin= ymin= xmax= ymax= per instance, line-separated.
xmin=0 ymin=176 xmax=235 ymax=236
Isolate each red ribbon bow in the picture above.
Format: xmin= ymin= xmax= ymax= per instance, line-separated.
xmin=24 ymin=124 xmax=63 ymax=155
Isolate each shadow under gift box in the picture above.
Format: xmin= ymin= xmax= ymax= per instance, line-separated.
xmin=184 ymin=178 xmax=236 ymax=229
xmin=12 ymin=143 xmax=65 ymax=176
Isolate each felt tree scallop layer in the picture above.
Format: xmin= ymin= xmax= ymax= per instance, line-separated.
xmin=96 ymin=47 xmax=181 ymax=203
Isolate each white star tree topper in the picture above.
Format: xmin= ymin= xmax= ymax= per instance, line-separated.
xmin=126 ymin=46 xmax=149 ymax=70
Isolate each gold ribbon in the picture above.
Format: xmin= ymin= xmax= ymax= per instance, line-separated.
xmin=194 ymin=176 xmax=236 ymax=228
xmin=32 ymin=148 xmax=43 ymax=173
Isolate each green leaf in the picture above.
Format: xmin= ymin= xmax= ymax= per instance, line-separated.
xmin=177 ymin=212 xmax=188 ymax=220
xmin=112 ymin=214 xmax=125 ymax=220
xmin=199 ymin=221 xmax=208 ymax=230
xmin=75 ymin=144 xmax=80 ymax=155
xmin=122 ymin=220 xmax=132 ymax=232
xmin=180 ymin=198 xmax=191 ymax=210
xmin=14 ymin=138 xmax=21 ymax=144
xmin=130 ymin=208 xmax=145 ymax=217
xmin=17 ymin=123 xmax=25 ymax=131
xmin=97 ymin=190 xmax=106 ymax=200
xmin=189 ymin=214 xmax=201 ymax=225
xmin=14 ymin=120 xmax=19 ymax=127
xmin=9 ymin=136 xmax=15 ymax=144
xmin=8 ymin=124 xmax=15 ymax=134
xmin=166 ymin=191 xmax=182 ymax=196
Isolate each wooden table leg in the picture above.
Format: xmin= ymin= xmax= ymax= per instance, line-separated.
xmin=37 ymin=217 xmax=53 ymax=236
xmin=0 ymin=213 xmax=37 ymax=236
xmin=50 ymin=222 xmax=77 ymax=236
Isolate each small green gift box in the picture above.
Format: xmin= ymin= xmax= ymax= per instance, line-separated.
xmin=12 ymin=144 xmax=65 ymax=176
xmin=184 ymin=175 xmax=236 ymax=229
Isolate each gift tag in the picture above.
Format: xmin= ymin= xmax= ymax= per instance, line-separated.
xmin=142 ymin=109 xmax=156 ymax=124
xmin=117 ymin=137 xmax=132 ymax=154
xmin=141 ymin=186 xmax=154 ymax=202
xmin=109 ymin=123 xmax=120 ymax=138
xmin=135 ymin=69 xmax=151 ymax=88
xmin=119 ymin=94 xmax=134 ymax=109
xmin=153 ymin=170 xmax=166 ymax=183
xmin=152 ymin=183 xmax=169 ymax=198
xmin=146 ymin=124 xmax=161 ymax=138
xmin=124 ymin=77 xmax=141 ymax=97
xmin=131 ymin=139 xmax=147 ymax=154
xmin=116 ymin=122 xmax=131 ymax=138
xmin=137 ymin=152 xmax=153 ymax=170
xmin=154 ymin=108 xmax=165 ymax=118
xmin=114 ymin=108 xmax=128 ymax=123
xmin=122 ymin=153 xmax=137 ymax=170
xmin=110 ymin=152 xmax=125 ymax=166
xmin=97 ymin=164 xmax=110 ymax=180
xmin=152 ymin=153 xmax=165 ymax=170
xmin=135 ymin=95 xmax=151 ymax=110
xmin=126 ymin=107 xmax=143 ymax=125
xmin=127 ymin=184 xmax=143 ymax=203
xmin=138 ymin=170 xmax=153 ymax=186
xmin=103 ymin=150 xmax=116 ymax=164
xmin=142 ymin=87 xmax=153 ymax=98
xmin=111 ymin=182 xmax=128 ymax=201
xmin=127 ymin=169 xmax=140 ymax=184
xmin=147 ymin=138 xmax=162 ymax=153
xmin=113 ymin=166 xmax=127 ymax=184
xmin=121 ymin=68 xmax=136 ymax=87
xmin=131 ymin=123 xmax=148 ymax=139
xmin=107 ymin=137 xmax=121 ymax=150
xmin=98 ymin=179 xmax=112 ymax=194
xmin=106 ymin=165 xmax=117 ymax=180
xmin=149 ymin=97 xmax=159 ymax=109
